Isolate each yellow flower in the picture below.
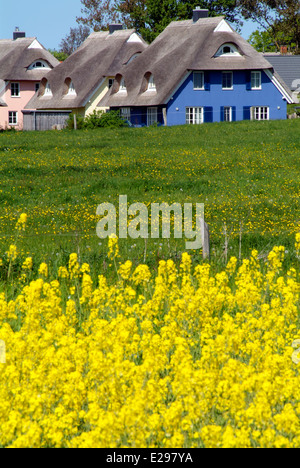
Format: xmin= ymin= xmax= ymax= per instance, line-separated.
xmin=38 ymin=262 xmax=48 ymax=278
xmin=6 ymin=245 xmax=17 ymax=262
xmin=22 ymin=257 xmax=33 ymax=271
xmin=15 ymin=213 xmax=27 ymax=231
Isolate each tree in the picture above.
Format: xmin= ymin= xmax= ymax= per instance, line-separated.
xmin=77 ymin=0 xmax=123 ymax=31
xmin=238 ymin=0 xmax=300 ymax=53
xmin=77 ymin=0 xmax=242 ymax=43
xmin=59 ymin=25 xmax=91 ymax=56
xmin=48 ymin=49 xmax=69 ymax=62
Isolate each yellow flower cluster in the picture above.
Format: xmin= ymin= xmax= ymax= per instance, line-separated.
xmin=15 ymin=213 xmax=27 ymax=232
xmin=1 ymin=240 xmax=300 ymax=448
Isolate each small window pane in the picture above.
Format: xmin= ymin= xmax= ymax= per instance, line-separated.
xmin=193 ymin=72 xmax=204 ymax=89
xmin=9 ymin=111 xmax=18 ymax=125
xmin=222 ymin=72 xmax=233 ymax=89
xmin=251 ymin=71 xmax=261 ymax=89
xmin=186 ymin=107 xmax=203 ymax=125
xmin=224 ymin=107 xmax=232 ymax=122
xmin=120 ymin=107 xmax=130 ymax=121
xmin=148 ymin=75 xmax=156 ymax=90
xmin=252 ymin=106 xmax=269 ymax=121
xmin=11 ymin=83 xmax=20 ymax=97
xmin=147 ymin=107 xmax=158 ymax=126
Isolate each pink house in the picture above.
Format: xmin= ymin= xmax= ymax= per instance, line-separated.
xmin=0 ymin=29 xmax=59 ymax=130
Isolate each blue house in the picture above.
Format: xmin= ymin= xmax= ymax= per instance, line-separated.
xmin=99 ymin=9 xmax=294 ymax=126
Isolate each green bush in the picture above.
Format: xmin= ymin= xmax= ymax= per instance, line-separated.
xmin=66 ymin=113 xmax=85 ymax=130
xmin=67 ymin=110 xmax=129 ymax=130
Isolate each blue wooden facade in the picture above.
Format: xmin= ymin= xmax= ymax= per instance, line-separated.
xmin=166 ymin=70 xmax=287 ymax=125
xmin=113 ymin=69 xmax=288 ymax=127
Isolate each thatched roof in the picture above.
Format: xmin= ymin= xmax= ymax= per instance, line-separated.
xmin=26 ymin=29 xmax=148 ymax=110
xmin=99 ymin=17 xmax=278 ymax=108
xmin=0 ymin=37 xmax=59 ymax=81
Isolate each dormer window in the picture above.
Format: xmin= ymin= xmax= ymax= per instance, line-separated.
xmin=141 ymin=72 xmax=156 ymax=93
xmin=63 ymin=78 xmax=77 ymax=97
xmin=119 ymin=77 xmax=127 ymax=92
xmin=113 ymin=74 xmax=127 ymax=94
xmin=44 ymin=81 xmax=52 ymax=96
xmin=28 ymin=60 xmax=51 ymax=70
xmin=39 ymin=79 xmax=52 ymax=97
xmin=215 ymin=43 xmax=241 ymax=57
xmin=67 ymin=81 xmax=76 ymax=96
xmin=147 ymin=74 xmax=156 ymax=91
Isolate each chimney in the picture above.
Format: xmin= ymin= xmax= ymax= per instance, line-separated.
xmin=109 ymin=24 xmax=123 ymax=34
xmin=13 ymin=27 xmax=26 ymax=40
xmin=193 ymin=7 xmax=209 ymax=22
xmin=280 ymin=45 xmax=288 ymax=55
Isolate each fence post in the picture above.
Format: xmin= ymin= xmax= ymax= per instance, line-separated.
xmin=201 ymin=219 xmax=210 ymax=260
xmin=73 ymin=113 xmax=77 ymax=130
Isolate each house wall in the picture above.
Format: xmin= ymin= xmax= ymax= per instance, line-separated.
xmin=84 ymin=78 xmax=111 ymax=117
xmin=0 ymin=81 xmax=38 ymax=130
xmin=167 ymin=70 xmax=287 ymax=126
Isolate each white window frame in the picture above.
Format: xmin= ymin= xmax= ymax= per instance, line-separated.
xmin=193 ymin=72 xmax=204 ymax=90
xmin=44 ymin=81 xmax=52 ymax=96
xmin=251 ymin=106 xmax=269 ymax=121
xmin=11 ymin=82 xmax=20 ymax=97
xmin=215 ymin=43 xmax=241 ymax=57
xmin=67 ymin=81 xmax=76 ymax=96
xmin=251 ymin=71 xmax=262 ymax=90
xmin=28 ymin=60 xmax=50 ymax=70
xmin=222 ymin=72 xmax=233 ymax=90
xmin=224 ymin=106 xmax=232 ymax=122
xmin=147 ymin=107 xmax=158 ymax=126
xmin=147 ymin=74 xmax=156 ymax=91
xmin=186 ymin=107 xmax=204 ymax=125
xmin=119 ymin=77 xmax=127 ymax=92
xmin=120 ymin=107 xmax=131 ymax=121
xmin=8 ymin=111 xmax=18 ymax=125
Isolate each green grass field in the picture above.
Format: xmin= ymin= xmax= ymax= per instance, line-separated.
xmin=1 ymin=119 xmax=300 ymax=285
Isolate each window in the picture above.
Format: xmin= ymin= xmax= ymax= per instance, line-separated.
xmin=252 ymin=106 xmax=269 ymax=121
xmin=224 ymin=107 xmax=232 ymax=122
xmin=8 ymin=111 xmax=18 ymax=125
xmin=44 ymin=81 xmax=52 ymax=96
xmin=35 ymin=83 xmax=40 ymax=93
xmin=11 ymin=82 xmax=20 ymax=97
xmin=67 ymin=81 xmax=76 ymax=96
xmin=147 ymin=74 xmax=156 ymax=91
xmin=119 ymin=77 xmax=126 ymax=92
xmin=223 ymin=46 xmax=232 ymax=54
xmin=108 ymin=78 xmax=114 ymax=89
xmin=251 ymin=71 xmax=261 ymax=90
xmin=29 ymin=60 xmax=50 ymax=70
xmin=147 ymin=107 xmax=157 ymax=126
xmin=120 ymin=107 xmax=131 ymax=121
xmin=186 ymin=107 xmax=203 ymax=125
xmin=222 ymin=72 xmax=233 ymax=90
xmin=215 ymin=43 xmax=241 ymax=57
xmin=193 ymin=72 xmax=204 ymax=90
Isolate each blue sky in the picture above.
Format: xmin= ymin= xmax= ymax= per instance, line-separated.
xmin=1 ymin=0 xmax=259 ymax=50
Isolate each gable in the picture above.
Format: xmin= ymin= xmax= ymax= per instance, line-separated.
xmin=28 ymin=39 xmax=43 ymax=49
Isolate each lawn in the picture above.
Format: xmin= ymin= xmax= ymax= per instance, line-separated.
xmin=0 ymin=119 xmax=300 ymax=283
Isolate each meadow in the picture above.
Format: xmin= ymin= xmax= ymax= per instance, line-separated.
xmin=1 ymin=119 xmax=300 ymax=282
xmin=1 ymin=120 xmax=300 ymax=448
